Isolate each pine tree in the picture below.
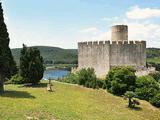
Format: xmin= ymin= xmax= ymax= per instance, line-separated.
xmin=0 ymin=2 xmax=17 ymax=93
xmin=20 ymin=45 xmax=44 ymax=85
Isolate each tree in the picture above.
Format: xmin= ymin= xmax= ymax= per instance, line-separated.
xmin=20 ymin=45 xmax=44 ymax=85
xmin=124 ymin=91 xmax=140 ymax=108
xmin=135 ymin=75 xmax=159 ymax=101
xmin=106 ymin=66 xmax=136 ymax=95
xmin=0 ymin=2 xmax=17 ymax=93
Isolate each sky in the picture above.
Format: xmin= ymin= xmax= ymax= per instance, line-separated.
xmin=2 ymin=0 xmax=160 ymax=48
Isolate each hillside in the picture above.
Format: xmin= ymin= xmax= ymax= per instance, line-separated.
xmin=1 ymin=81 xmax=160 ymax=120
xmin=11 ymin=46 xmax=78 ymax=65
xmin=147 ymin=48 xmax=160 ymax=63
xmin=12 ymin=47 xmax=160 ymax=65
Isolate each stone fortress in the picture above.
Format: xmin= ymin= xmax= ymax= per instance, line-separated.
xmin=78 ymin=25 xmax=147 ymax=77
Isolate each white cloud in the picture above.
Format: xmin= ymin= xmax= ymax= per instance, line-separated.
xmin=126 ymin=6 xmax=160 ymax=19
xmin=79 ymin=27 xmax=99 ymax=33
xmin=78 ymin=17 xmax=160 ymax=48
xmin=111 ymin=19 xmax=160 ymax=48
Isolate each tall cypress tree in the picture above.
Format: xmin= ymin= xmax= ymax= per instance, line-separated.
xmin=0 ymin=2 xmax=17 ymax=93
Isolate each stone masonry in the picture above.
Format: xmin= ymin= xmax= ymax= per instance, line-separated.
xmin=78 ymin=25 xmax=146 ymax=77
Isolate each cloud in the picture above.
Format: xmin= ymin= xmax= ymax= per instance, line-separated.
xmin=79 ymin=27 xmax=99 ymax=33
xmin=78 ymin=17 xmax=160 ymax=48
xmin=110 ymin=19 xmax=160 ymax=48
xmin=126 ymin=6 xmax=160 ymax=19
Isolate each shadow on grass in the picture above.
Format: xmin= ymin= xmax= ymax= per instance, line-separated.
xmin=20 ymin=83 xmax=48 ymax=88
xmin=0 ymin=90 xmax=35 ymax=99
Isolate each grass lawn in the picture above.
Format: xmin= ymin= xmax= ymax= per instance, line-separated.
xmin=0 ymin=81 xmax=160 ymax=120
xmin=147 ymin=58 xmax=160 ymax=64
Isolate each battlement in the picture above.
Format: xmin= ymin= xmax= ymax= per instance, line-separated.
xmin=78 ymin=40 xmax=146 ymax=46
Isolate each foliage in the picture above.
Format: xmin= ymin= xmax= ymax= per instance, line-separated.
xmin=96 ymin=78 xmax=107 ymax=89
xmin=0 ymin=2 xmax=17 ymax=92
xmin=78 ymin=68 xmax=97 ymax=89
xmin=148 ymin=62 xmax=160 ymax=71
xmin=150 ymin=93 xmax=160 ymax=107
xmin=124 ymin=91 xmax=140 ymax=108
xmin=149 ymin=72 xmax=160 ymax=82
xmin=11 ymin=46 xmax=78 ymax=65
xmin=135 ymin=75 xmax=159 ymax=101
xmin=8 ymin=74 xmax=24 ymax=84
xmin=20 ymin=44 xmax=44 ymax=84
xmin=106 ymin=66 xmax=136 ymax=95
xmin=59 ymin=73 xmax=79 ymax=84
xmin=147 ymin=48 xmax=160 ymax=59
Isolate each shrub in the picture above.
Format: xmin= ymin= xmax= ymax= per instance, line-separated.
xmin=149 ymin=72 xmax=160 ymax=82
xmin=96 ymin=79 xmax=107 ymax=89
xmin=124 ymin=91 xmax=140 ymax=108
xmin=9 ymin=74 xmax=24 ymax=84
xmin=106 ymin=66 xmax=136 ymax=95
xmin=135 ymin=75 xmax=159 ymax=101
xmin=59 ymin=73 xmax=78 ymax=84
xmin=78 ymin=68 xmax=97 ymax=89
xmin=148 ymin=62 xmax=160 ymax=71
xmin=150 ymin=93 xmax=160 ymax=107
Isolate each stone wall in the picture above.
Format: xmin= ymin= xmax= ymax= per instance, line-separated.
xmin=111 ymin=25 xmax=128 ymax=41
xmin=110 ymin=41 xmax=146 ymax=67
xmin=78 ymin=41 xmax=110 ymax=76
xmin=78 ymin=40 xmax=146 ymax=77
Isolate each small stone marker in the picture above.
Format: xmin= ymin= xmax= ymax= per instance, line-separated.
xmin=47 ymin=78 xmax=53 ymax=92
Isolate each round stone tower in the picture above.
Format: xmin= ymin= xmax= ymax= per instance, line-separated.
xmin=111 ymin=25 xmax=128 ymax=41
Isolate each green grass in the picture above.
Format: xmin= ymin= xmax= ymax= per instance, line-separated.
xmin=147 ymin=58 xmax=160 ymax=63
xmin=0 ymin=81 xmax=160 ymax=120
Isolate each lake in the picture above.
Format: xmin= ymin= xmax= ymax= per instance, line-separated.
xmin=43 ymin=69 xmax=70 ymax=80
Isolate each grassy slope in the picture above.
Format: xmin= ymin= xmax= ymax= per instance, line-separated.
xmin=147 ymin=58 xmax=160 ymax=64
xmin=0 ymin=81 xmax=160 ymax=120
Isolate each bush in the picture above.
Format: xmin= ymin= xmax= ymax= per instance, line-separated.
xmin=96 ymin=79 xmax=107 ymax=89
xmin=148 ymin=62 xmax=160 ymax=71
xmin=150 ymin=93 xmax=160 ymax=107
xmin=59 ymin=73 xmax=78 ymax=84
xmin=106 ymin=66 xmax=136 ymax=95
xmin=135 ymin=75 xmax=159 ymax=101
xmin=78 ymin=68 xmax=97 ymax=89
xmin=149 ymin=72 xmax=160 ymax=82
xmin=9 ymin=74 xmax=24 ymax=84
xmin=124 ymin=91 xmax=140 ymax=108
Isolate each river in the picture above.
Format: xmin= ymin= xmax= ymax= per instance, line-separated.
xmin=43 ymin=69 xmax=70 ymax=80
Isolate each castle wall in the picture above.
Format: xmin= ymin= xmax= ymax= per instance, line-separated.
xmin=78 ymin=40 xmax=146 ymax=77
xmin=78 ymin=41 xmax=110 ymax=77
xmin=110 ymin=41 xmax=146 ymax=67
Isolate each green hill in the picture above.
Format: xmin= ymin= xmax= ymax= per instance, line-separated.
xmin=1 ymin=81 xmax=160 ymax=120
xmin=147 ymin=48 xmax=160 ymax=63
xmin=12 ymin=47 xmax=160 ymax=65
xmin=11 ymin=46 xmax=78 ymax=65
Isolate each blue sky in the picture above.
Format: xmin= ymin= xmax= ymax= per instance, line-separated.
xmin=2 ymin=0 xmax=160 ymax=48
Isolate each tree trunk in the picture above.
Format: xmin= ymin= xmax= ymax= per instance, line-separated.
xmin=128 ymin=98 xmax=132 ymax=108
xmin=0 ymin=74 xmax=4 ymax=93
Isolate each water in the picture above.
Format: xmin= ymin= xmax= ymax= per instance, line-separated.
xmin=43 ymin=69 xmax=70 ymax=80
